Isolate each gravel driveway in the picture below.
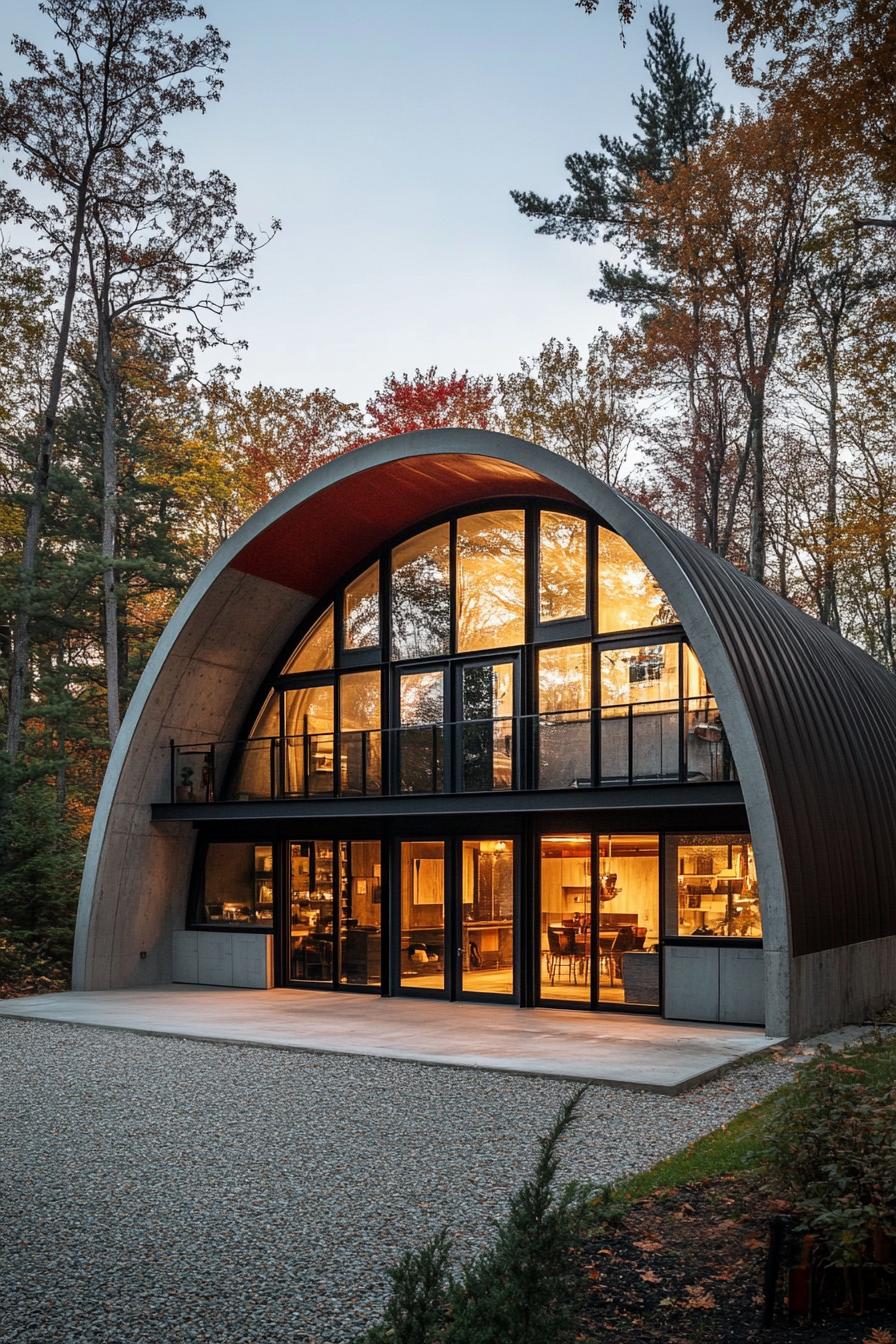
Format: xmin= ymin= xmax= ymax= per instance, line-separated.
xmin=1 ymin=1018 xmax=795 ymax=1344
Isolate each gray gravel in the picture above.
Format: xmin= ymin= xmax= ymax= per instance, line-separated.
xmin=0 ymin=1018 xmax=797 ymax=1344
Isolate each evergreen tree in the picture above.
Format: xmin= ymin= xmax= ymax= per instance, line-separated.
xmin=511 ymin=4 xmax=721 ymax=310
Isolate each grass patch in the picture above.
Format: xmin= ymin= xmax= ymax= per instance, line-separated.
xmin=610 ymin=1030 xmax=896 ymax=1205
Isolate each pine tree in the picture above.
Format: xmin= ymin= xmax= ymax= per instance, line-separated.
xmin=511 ymin=4 xmax=721 ymax=310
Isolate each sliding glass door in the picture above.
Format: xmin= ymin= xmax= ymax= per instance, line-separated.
xmin=538 ymin=832 xmax=660 ymax=1011
xmin=286 ymin=839 xmax=382 ymax=989
xmin=396 ymin=837 xmax=516 ymax=1001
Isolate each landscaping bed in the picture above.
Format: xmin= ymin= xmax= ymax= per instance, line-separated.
xmin=579 ymin=1031 xmax=896 ymax=1344
xmin=579 ymin=1172 xmax=896 ymax=1343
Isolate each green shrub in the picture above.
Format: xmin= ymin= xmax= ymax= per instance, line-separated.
xmin=0 ymin=917 xmax=70 ymax=997
xmin=763 ymin=1041 xmax=896 ymax=1269
xmin=356 ymin=1087 xmax=594 ymax=1344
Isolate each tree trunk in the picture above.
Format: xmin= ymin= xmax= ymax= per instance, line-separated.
xmin=748 ymin=394 xmax=766 ymax=584
xmin=6 ymin=186 xmax=90 ymax=761
xmin=688 ymin=298 xmax=705 ymax=543
xmin=820 ymin=344 xmax=840 ymax=630
xmin=97 ymin=314 xmax=120 ymax=745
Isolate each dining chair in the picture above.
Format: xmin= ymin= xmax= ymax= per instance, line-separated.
xmin=546 ymin=925 xmax=579 ymax=984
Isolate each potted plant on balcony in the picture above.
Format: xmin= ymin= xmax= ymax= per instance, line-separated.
xmin=176 ymin=765 xmax=194 ymax=803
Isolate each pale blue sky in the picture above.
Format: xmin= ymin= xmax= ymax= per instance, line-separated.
xmin=3 ymin=0 xmax=740 ymax=404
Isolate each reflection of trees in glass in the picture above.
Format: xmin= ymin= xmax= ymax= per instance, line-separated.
xmin=344 ymin=563 xmax=379 ymax=650
xmin=340 ymin=671 xmax=380 ymax=730
xmin=400 ymin=671 xmax=444 ymax=726
xmin=457 ymin=511 xmax=526 ymax=652
xmin=539 ymin=512 xmax=588 ymax=622
xmin=538 ymin=644 xmax=591 ymax=715
xmin=391 ymin=526 xmax=450 ymax=659
xmin=598 ymin=528 xmax=677 ymax=632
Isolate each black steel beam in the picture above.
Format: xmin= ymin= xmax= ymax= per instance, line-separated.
xmin=151 ymin=781 xmax=744 ymax=824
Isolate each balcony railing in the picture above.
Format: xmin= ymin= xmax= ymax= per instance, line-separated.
xmin=165 ymin=696 xmax=735 ymax=805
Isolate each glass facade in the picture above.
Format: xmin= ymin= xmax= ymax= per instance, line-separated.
xmin=461 ymin=839 xmax=514 ymax=996
xmin=283 ymin=605 xmax=334 ymax=673
xmin=339 ymin=841 xmax=382 ymax=986
xmin=220 ymin=503 xmax=729 ymax=803
xmin=538 ymin=643 xmax=591 ymax=788
xmin=282 ymin=684 xmax=334 ymax=795
xmin=186 ymin=499 xmax=756 ymax=1022
xmin=600 ymin=643 xmax=681 ymax=784
xmin=340 ymin=670 xmax=381 ymax=795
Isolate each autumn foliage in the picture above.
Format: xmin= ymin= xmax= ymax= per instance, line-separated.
xmin=361 ymin=367 xmax=496 ymax=441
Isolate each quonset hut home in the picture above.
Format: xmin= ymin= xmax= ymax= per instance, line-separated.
xmin=73 ymin=430 xmax=896 ymax=1038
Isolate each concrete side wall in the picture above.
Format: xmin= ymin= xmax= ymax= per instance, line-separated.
xmin=73 ymin=569 xmax=309 ymax=990
xmin=789 ymin=935 xmax=896 ymax=1037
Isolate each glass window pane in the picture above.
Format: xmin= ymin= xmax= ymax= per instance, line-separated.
xmin=671 ymin=835 xmax=762 ymax=938
xmin=232 ymin=691 xmax=279 ymax=800
xmin=461 ymin=839 xmax=514 ymax=996
xmin=600 ymin=643 xmax=679 ymax=708
xmin=344 ymin=562 xmax=380 ymax=650
xmin=537 ymin=643 xmax=591 ymax=788
xmin=600 ymin=644 xmax=679 ymax=783
xmin=539 ymin=835 xmax=591 ymax=1004
xmin=398 ymin=670 xmax=443 ymax=793
xmin=340 ymin=670 xmax=381 ymax=795
xmin=202 ymin=843 xmax=273 ymax=926
xmin=289 ymin=841 xmax=334 ymax=981
xmin=282 ymin=684 xmax=334 ymax=795
xmin=539 ymin=511 xmax=588 ymax=622
xmin=283 ymin=605 xmax=335 ymax=673
xmin=460 ymin=662 xmax=514 ymax=791
xmin=598 ymin=528 xmax=677 ymax=632
xmin=399 ymin=840 xmax=445 ymax=989
xmin=340 ymin=840 xmax=382 ymax=986
xmin=598 ymin=835 xmax=659 ymax=1007
xmin=457 ymin=510 xmax=525 ymax=652
xmin=391 ymin=524 xmax=450 ymax=660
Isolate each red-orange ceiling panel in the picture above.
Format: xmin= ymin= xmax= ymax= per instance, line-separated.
xmin=229 ymin=453 xmax=579 ymax=594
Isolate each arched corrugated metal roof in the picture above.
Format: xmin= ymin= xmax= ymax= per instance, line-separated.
xmin=620 ymin=496 xmax=896 ymax=958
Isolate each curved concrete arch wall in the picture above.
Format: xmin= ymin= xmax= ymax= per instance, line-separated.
xmin=73 ymin=429 xmax=896 ymax=1037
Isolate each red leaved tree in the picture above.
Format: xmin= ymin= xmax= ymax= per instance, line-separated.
xmin=360 ymin=367 xmax=495 ymax=441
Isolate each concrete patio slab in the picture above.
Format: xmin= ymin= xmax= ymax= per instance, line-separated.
xmin=0 ymin=985 xmax=781 ymax=1092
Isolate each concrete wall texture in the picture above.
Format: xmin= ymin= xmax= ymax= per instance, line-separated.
xmin=73 ymin=430 xmax=896 ymax=1039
